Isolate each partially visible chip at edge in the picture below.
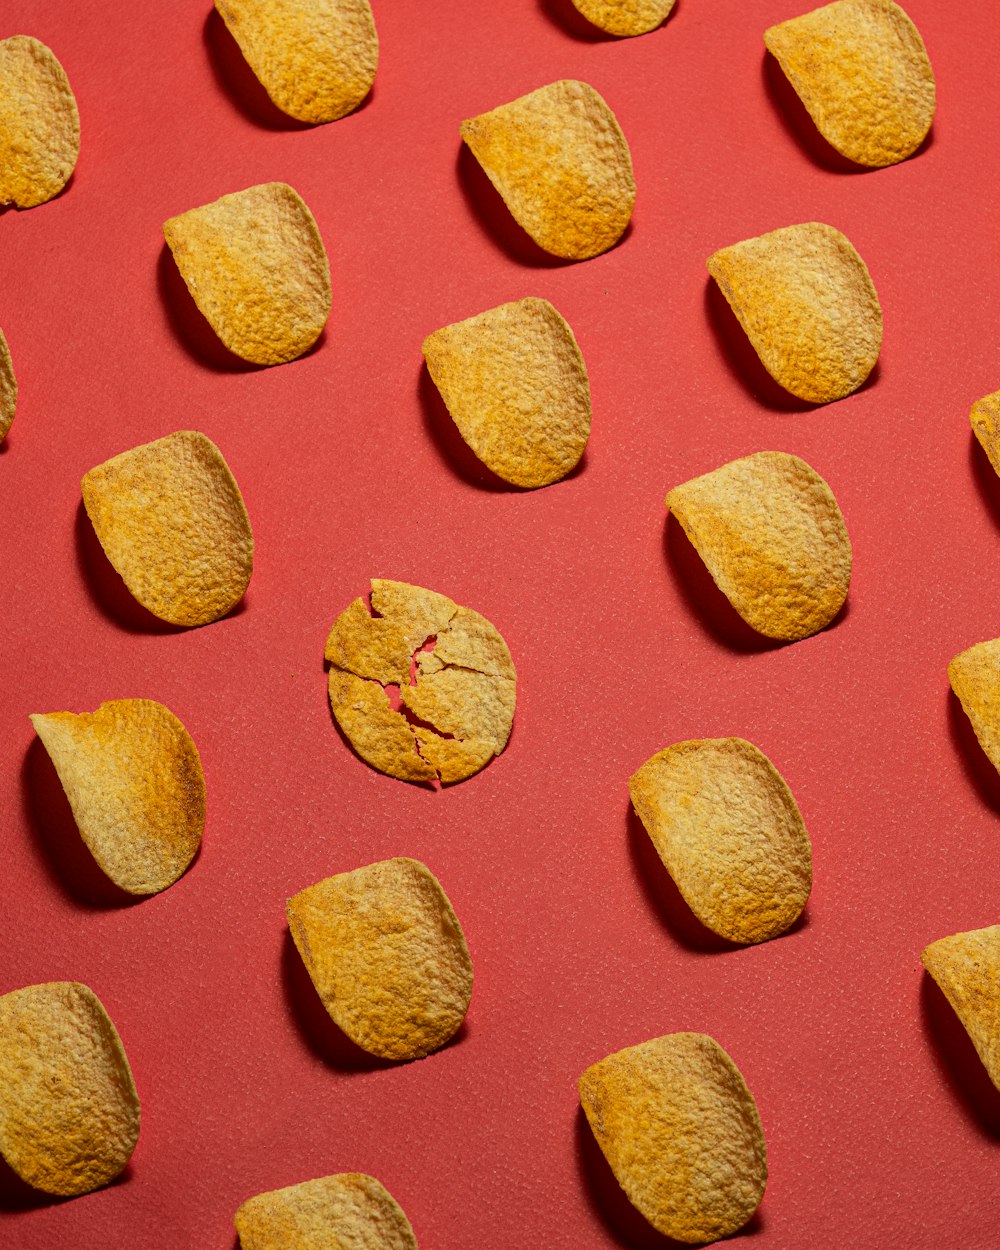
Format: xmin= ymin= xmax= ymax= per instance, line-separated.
xmin=235 ymin=1173 xmax=418 ymax=1249
xmin=0 ymin=328 xmax=16 ymax=441
xmin=970 ymin=390 xmax=1000 ymax=479
xmin=0 ymin=36 xmax=79 ymax=208
xmin=922 ymin=927 xmax=1000 ymax=1092
xmin=948 ymin=638 xmax=1000 ymax=777
xmin=571 ymin=0 xmax=675 ymax=37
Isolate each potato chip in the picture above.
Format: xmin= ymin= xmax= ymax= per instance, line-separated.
xmin=422 ymin=298 xmax=590 ymax=488
xmin=970 ymin=390 xmax=1000 ymax=478
xmin=666 ymin=451 xmax=851 ymax=641
xmin=0 ymin=328 xmax=16 ymax=442
xmin=0 ymin=982 xmax=140 ymax=1196
xmin=630 ymin=738 xmax=811 ymax=944
xmin=325 ymin=579 xmax=515 ymax=784
xmin=0 ymin=36 xmax=79 ymax=208
xmin=82 ymin=430 xmax=253 ymax=627
xmin=579 ymin=1033 xmax=767 ymax=1243
xmin=235 ymin=1173 xmax=418 ymax=1250
xmin=287 ymin=857 xmax=473 ymax=1061
xmin=460 ymin=80 xmax=635 ymax=261
xmin=922 ymin=926 xmax=1000 ymax=1092
xmin=570 ymin=0 xmax=675 ymax=37
xmin=765 ymin=0 xmax=935 ymax=168
xmin=707 ymin=222 xmax=882 ymax=404
xmin=948 ymin=639 xmax=1000 ymax=776
xmin=163 ymin=182 xmax=331 ymax=365
xmin=30 ymin=699 xmax=205 ymax=895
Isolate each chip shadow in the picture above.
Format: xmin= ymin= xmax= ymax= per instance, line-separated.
xmin=155 ymin=243 xmax=260 ymax=374
xmin=920 ymin=973 xmax=1000 ymax=1139
xmin=0 ymin=1153 xmax=132 ymax=1212
xmin=969 ymin=432 xmax=1000 ymax=532
xmin=946 ymin=689 xmax=1000 ymax=816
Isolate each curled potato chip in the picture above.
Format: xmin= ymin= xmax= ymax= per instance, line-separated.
xmin=707 ymin=222 xmax=882 ymax=404
xmin=570 ymin=0 xmax=675 ymax=37
xmin=82 ymin=430 xmax=253 ymax=627
xmin=579 ymin=1033 xmax=767 ymax=1243
xmin=765 ymin=0 xmax=935 ymax=168
xmin=667 ymin=451 xmax=851 ymax=641
xmin=922 ymin=927 xmax=1000 ymax=1092
xmin=0 ymin=982 xmax=140 ymax=1195
xmin=0 ymin=36 xmax=79 ymax=208
xmin=235 ymin=1173 xmax=418 ymax=1250
xmin=970 ymin=390 xmax=1000 ymax=478
xmin=30 ymin=699 xmax=205 ymax=895
xmin=949 ymin=639 xmax=1000 ymax=776
xmin=460 ymin=80 xmax=635 ymax=261
xmin=0 ymin=328 xmax=16 ymax=442
xmin=287 ymin=857 xmax=473 ymax=1061
xmin=325 ymin=579 xmax=516 ymax=784
xmin=163 ymin=182 xmax=331 ymax=365
xmin=630 ymin=738 xmax=812 ymax=944
xmin=422 ymin=298 xmax=590 ymax=488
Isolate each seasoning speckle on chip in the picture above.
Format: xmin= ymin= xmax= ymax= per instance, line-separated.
xmin=30 ymin=699 xmax=205 ymax=895
xmin=0 ymin=982 xmax=140 ymax=1196
xmin=571 ymin=0 xmax=675 ymax=37
xmin=82 ymin=430 xmax=253 ymax=627
xmin=970 ymin=390 xmax=1000 ymax=479
xmin=666 ymin=451 xmax=851 ymax=641
xmin=579 ymin=1033 xmax=767 ymax=1243
xmin=422 ymin=298 xmax=590 ymax=488
xmin=163 ymin=182 xmax=331 ymax=365
xmin=948 ymin=638 xmax=1000 ymax=778
xmin=235 ymin=1173 xmax=418 ymax=1249
xmin=765 ymin=0 xmax=935 ymax=168
xmin=0 ymin=328 xmax=16 ymax=442
xmin=287 ymin=857 xmax=473 ymax=1061
xmin=922 ymin=927 xmax=1000 ymax=1093
xmin=461 ymin=80 xmax=635 ymax=260
xmin=0 ymin=36 xmax=79 ymax=208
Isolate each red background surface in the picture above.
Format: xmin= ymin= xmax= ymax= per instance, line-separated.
xmin=3 ymin=0 xmax=1000 ymax=1246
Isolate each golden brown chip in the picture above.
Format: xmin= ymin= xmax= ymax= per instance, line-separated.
xmin=81 ymin=430 xmax=254 ymax=627
xmin=422 ymin=298 xmax=591 ymax=488
xmin=765 ymin=0 xmax=935 ymax=168
xmin=0 ymin=328 xmax=16 ymax=442
xmin=630 ymin=738 xmax=812 ymax=944
xmin=325 ymin=580 xmax=516 ymax=784
xmin=922 ymin=927 xmax=1000 ymax=1092
xmin=707 ymin=222 xmax=882 ymax=404
xmin=948 ymin=639 xmax=1000 ymax=776
xmin=970 ymin=390 xmax=1000 ymax=478
xmin=0 ymin=36 xmax=79 ymax=208
xmin=287 ymin=857 xmax=473 ymax=1061
xmin=0 ymin=982 xmax=140 ymax=1196
xmin=579 ymin=1033 xmax=767 ymax=1243
xmin=29 ymin=699 xmax=205 ymax=895
xmin=570 ymin=0 xmax=675 ymax=37
xmin=666 ymin=451 xmax=851 ymax=641
xmin=163 ymin=182 xmax=331 ymax=365
xmin=235 ymin=1173 xmax=418 ymax=1250
xmin=460 ymin=80 xmax=635 ymax=261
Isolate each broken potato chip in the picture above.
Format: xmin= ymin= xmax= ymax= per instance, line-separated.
xmin=422 ymin=297 xmax=590 ymax=488
xmin=0 ymin=328 xmax=16 ymax=442
xmin=630 ymin=738 xmax=812 ymax=944
xmin=163 ymin=182 xmax=331 ymax=365
xmin=82 ymin=430 xmax=253 ymax=627
xmin=667 ymin=451 xmax=851 ymax=641
xmin=707 ymin=222 xmax=882 ymax=404
xmin=30 ymin=699 xmax=205 ymax=895
xmin=288 ymin=857 xmax=473 ymax=1061
xmin=0 ymin=982 xmax=140 ymax=1196
xmin=461 ymin=80 xmax=635 ymax=260
xmin=765 ymin=0 xmax=935 ymax=168
xmin=949 ymin=638 xmax=1000 ymax=777
xmin=235 ymin=1173 xmax=418 ymax=1250
xmin=922 ymin=926 xmax=1000 ymax=1092
xmin=579 ymin=1032 xmax=767 ymax=1243
xmin=970 ymin=390 xmax=1000 ymax=479
xmin=325 ymin=579 xmax=515 ymax=784
xmin=571 ymin=0 xmax=675 ymax=37
xmin=0 ymin=36 xmax=79 ymax=208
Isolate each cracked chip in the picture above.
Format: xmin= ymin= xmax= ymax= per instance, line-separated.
xmin=0 ymin=36 xmax=79 ymax=208
xmin=82 ymin=430 xmax=254 ymax=627
xmin=579 ymin=1033 xmax=767 ymax=1243
xmin=765 ymin=0 xmax=935 ymax=168
xmin=970 ymin=390 xmax=1000 ymax=479
xmin=287 ymin=857 xmax=473 ymax=1061
xmin=325 ymin=579 xmax=515 ymax=784
xmin=0 ymin=328 xmax=16 ymax=442
xmin=422 ymin=297 xmax=590 ymax=488
xmin=235 ymin=1173 xmax=417 ymax=1249
xmin=30 ymin=699 xmax=205 ymax=895
xmin=0 ymin=982 xmax=140 ymax=1196
xmin=570 ymin=0 xmax=675 ymax=37
xmin=163 ymin=182 xmax=331 ymax=365
xmin=630 ymin=738 xmax=811 ymax=944
xmin=707 ymin=221 xmax=882 ymax=404
xmin=949 ymin=638 xmax=1000 ymax=777
xmin=922 ymin=926 xmax=1000 ymax=1092
xmin=460 ymin=80 xmax=635 ymax=261
xmin=666 ymin=451 xmax=851 ymax=641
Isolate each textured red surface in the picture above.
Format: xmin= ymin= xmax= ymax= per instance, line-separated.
xmin=2 ymin=1 xmax=1000 ymax=1246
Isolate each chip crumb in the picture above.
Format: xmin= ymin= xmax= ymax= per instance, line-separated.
xmin=922 ymin=927 xmax=1000 ymax=1093
xmin=0 ymin=328 xmax=16 ymax=442
xmin=0 ymin=36 xmax=79 ymax=208
xmin=571 ymin=0 xmax=675 ymax=37
xmin=948 ymin=638 xmax=1000 ymax=778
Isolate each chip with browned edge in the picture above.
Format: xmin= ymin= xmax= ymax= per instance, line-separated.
xmin=163 ymin=182 xmax=331 ymax=365
xmin=0 ymin=328 xmax=16 ymax=442
xmin=922 ymin=927 xmax=1000 ymax=1092
xmin=30 ymin=699 xmax=205 ymax=895
xmin=0 ymin=982 xmax=140 ymax=1196
xmin=970 ymin=390 xmax=1000 ymax=479
xmin=949 ymin=638 xmax=1000 ymax=777
xmin=707 ymin=222 xmax=882 ymax=404
xmin=667 ymin=451 xmax=851 ymax=641
xmin=215 ymin=0 xmax=378 ymax=124
xmin=288 ymin=857 xmax=473 ymax=1061
xmin=326 ymin=579 xmax=516 ymax=784
xmin=579 ymin=1033 xmax=767 ymax=1243
xmin=0 ymin=36 xmax=79 ymax=208
xmin=571 ymin=0 xmax=675 ymax=37
xmin=765 ymin=0 xmax=935 ymax=168
xmin=630 ymin=738 xmax=811 ymax=944
xmin=461 ymin=80 xmax=635 ymax=261
xmin=82 ymin=430 xmax=253 ymax=627
xmin=235 ymin=1173 xmax=418 ymax=1250
xmin=422 ymin=298 xmax=590 ymax=488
